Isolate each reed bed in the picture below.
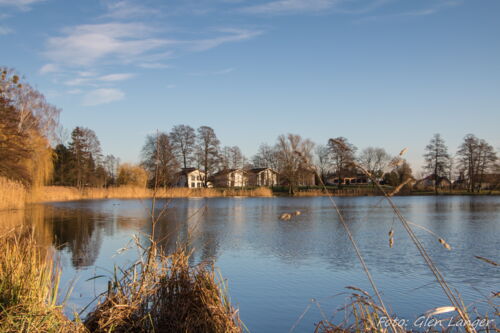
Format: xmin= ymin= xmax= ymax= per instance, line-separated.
xmin=0 ymin=177 xmax=26 ymax=211
xmin=85 ymin=246 xmax=243 ymax=333
xmin=0 ymin=229 xmax=84 ymax=333
xmin=0 ymin=227 xmax=243 ymax=332
xmin=34 ymin=186 xmax=273 ymax=203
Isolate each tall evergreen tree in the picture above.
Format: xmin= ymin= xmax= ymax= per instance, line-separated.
xmin=423 ymin=133 xmax=450 ymax=194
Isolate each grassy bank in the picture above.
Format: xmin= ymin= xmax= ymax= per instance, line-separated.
xmin=37 ymin=186 xmax=273 ymax=202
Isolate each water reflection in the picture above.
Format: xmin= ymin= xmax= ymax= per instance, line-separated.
xmin=3 ymin=196 xmax=498 ymax=332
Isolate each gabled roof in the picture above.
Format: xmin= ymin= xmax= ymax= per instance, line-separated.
xmin=212 ymin=169 xmax=247 ymax=177
xmin=178 ymin=168 xmax=204 ymax=176
xmin=248 ymin=167 xmax=278 ymax=174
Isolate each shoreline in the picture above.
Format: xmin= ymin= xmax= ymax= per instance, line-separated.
xmin=1 ymin=183 xmax=498 ymax=212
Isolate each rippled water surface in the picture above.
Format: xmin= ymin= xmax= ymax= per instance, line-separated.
xmin=4 ymin=196 xmax=499 ymax=332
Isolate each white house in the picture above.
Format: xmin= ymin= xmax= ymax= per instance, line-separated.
xmin=211 ymin=169 xmax=248 ymax=187
xmin=176 ymin=168 xmax=206 ymax=188
xmin=247 ymin=168 xmax=279 ymax=186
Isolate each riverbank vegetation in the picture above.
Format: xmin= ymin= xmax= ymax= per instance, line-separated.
xmin=0 ymin=226 xmax=244 ymax=332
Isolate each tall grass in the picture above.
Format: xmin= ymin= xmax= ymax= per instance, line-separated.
xmin=0 ymin=229 xmax=83 ymax=332
xmin=33 ymin=185 xmax=273 ymax=203
xmin=0 ymin=177 xmax=26 ymax=211
xmin=85 ymin=246 xmax=243 ymax=333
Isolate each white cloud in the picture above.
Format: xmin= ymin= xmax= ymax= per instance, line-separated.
xmin=39 ymin=63 xmax=59 ymax=74
xmin=189 ymin=28 xmax=263 ymax=51
xmin=0 ymin=26 xmax=12 ymax=35
xmin=0 ymin=0 xmax=44 ymax=10
xmin=64 ymin=77 xmax=92 ymax=86
xmin=98 ymin=73 xmax=135 ymax=81
xmin=189 ymin=67 xmax=235 ymax=76
xmin=166 ymin=84 xmax=176 ymax=89
xmin=44 ymin=23 xmax=262 ymax=68
xmin=139 ymin=62 xmax=170 ymax=69
xmin=67 ymin=89 xmax=83 ymax=94
xmin=83 ymin=88 xmax=125 ymax=106
xmin=44 ymin=23 xmax=173 ymax=67
xmin=239 ymin=0 xmax=338 ymax=15
xmin=103 ymin=0 xmax=160 ymax=19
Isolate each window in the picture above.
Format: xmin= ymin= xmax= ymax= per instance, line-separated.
xmin=191 ymin=175 xmax=195 ymax=181
xmin=197 ymin=182 xmax=201 ymax=188
xmin=191 ymin=182 xmax=195 ymax=188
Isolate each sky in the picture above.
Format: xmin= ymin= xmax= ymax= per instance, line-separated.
xmin=1 ymin=0 xmax=499 ymax=171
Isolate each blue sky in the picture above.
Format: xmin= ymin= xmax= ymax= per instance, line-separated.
xmin=1 ymin=0 xmax=499 ymax=171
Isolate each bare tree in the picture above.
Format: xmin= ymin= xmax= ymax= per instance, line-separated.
xmin=275 ymin=134 xmax=315 ymax=194
xmin=252 ymin=143 xmax=280 ymax=170
xmin=221 ymin=146 xmax=246 ymax=170
xmin=103 ymin=154 xmax=120 ymax=186
xmin=359 ymin=147 xmax=391 ymax=182
xmin=141 ymin=132 xmax=179 ymax=188
xmin=457 ymin=134 xmax=497 ymax=192
xmin=327 ymin=137 xmax=357 ymax=187
xmin=423 ymin=134 xmax=450 ymax=194
xmin=196 ymin=126 xmax=220 ymax=186
xmin=169 ymin=125 xmax=196 ymax=169
xmin=315 ymin=144 xmax=332 ymax=183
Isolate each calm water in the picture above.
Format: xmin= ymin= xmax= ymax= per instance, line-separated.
xmin=6 ymin=196 xmax=500 ymax=332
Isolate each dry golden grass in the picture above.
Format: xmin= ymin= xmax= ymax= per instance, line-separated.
xmin=0 ymin=177 xmax=27 ymax=211
xmin=32 ymin=186 xmax=273 ymax=203
xmin=85 ymin=246 xmax=243 ymax=333
xmin=0 ymin=229 xmax=85 ymax=333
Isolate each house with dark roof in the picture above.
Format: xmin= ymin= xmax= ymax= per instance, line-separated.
xmin=175 ymin=168 xmax=206 ymax=188
xmin=210 ymin=169 xmax=248 ymax=187
xmin=414 ymin=174 xmax=451 ymax=190
xmin=247 ymin=168 xmax=279 ymax=186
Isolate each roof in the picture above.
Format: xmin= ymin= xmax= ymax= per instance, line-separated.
xmin=212 ymin=169 xmax=247 ymax=177
xmin=248 ymin=167 xmax=278 ymax=174
xmin=178 ymin=168 xmax=203 ymax=175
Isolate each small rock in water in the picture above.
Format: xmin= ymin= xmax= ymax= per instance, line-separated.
xmin=280 ymin=213 xmax=292 ymax=221
xmin=294 ymin=210 xmax=301 ymax=216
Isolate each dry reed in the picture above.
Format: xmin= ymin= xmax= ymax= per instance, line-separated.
xmin=0 ymin=229 xmax=84 ymax=332
xmin=32 ymin=185 xmax=273 ymax=203
xmin=0 ymin=177 xmax=27 ymax=211
xmin=84 ymin=246 xmax=243 ymax=333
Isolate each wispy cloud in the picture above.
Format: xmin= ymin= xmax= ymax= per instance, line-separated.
xmin=239 ymin=0 xmax=339 ymax=15
xmin=0 ymin=26 xmax=12 ymax=35
xmin=354 ymin=0 xmax=462 ymax=23
xmin=0 ymin=0 xmax=45 ymax=10
xmin=63 ymin=72 xmax=135 ymax=86
xmin=44 ymin=22 xmax=172 ymax=67
xmin=188 ymin=28 xmax=263 ymax=51
xmin=166 ymin=84 xmax=176 ymax=89
xmin=102 ymin=0 xmax=160 ymax=19
xmin=83 ymin=88 xmax=125 ymax=106
xmin=39 ymin=63 xmax=59 ymax=74
xmin=98 ymin=73 xmax=135 ymax=81
xmin=139 ymin=62 xmax=171 ymax=69
xmin=189 ymin=67 xmax=235 ymax=76
xmin=44 ymin=23 xmax=261 ymax=68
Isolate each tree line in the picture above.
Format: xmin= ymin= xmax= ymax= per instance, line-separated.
xmin=1 ymin=68 xmax=498 ymax=193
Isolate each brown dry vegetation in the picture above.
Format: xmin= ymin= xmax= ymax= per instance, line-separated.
xmin=0 ymin=227 xmax=244 ymax=333
xmin=0 ymin=177 xmax=27 ymax=210
xmin=35 ymin=185 xmax=273 ymax=203
xmin=85 ymin=246 xmax=243 ymax=333
xmin=0 ymin=230 xmax=84 ymax=333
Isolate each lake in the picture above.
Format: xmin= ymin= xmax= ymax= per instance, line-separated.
xmin=3 ymin=196 xmax=499 ymax=332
